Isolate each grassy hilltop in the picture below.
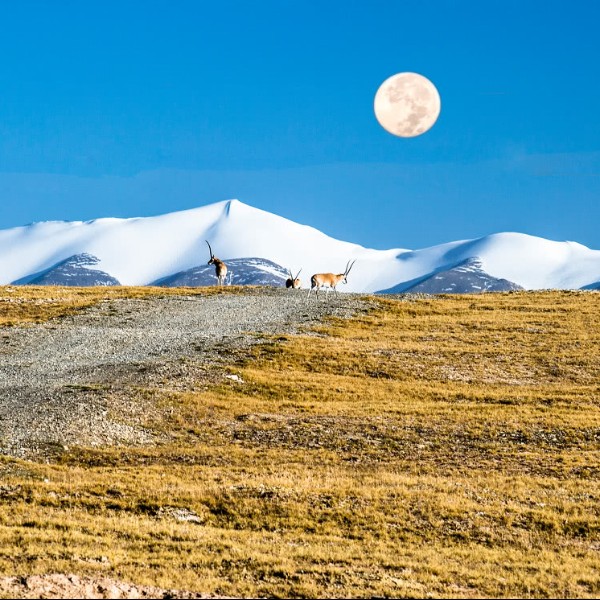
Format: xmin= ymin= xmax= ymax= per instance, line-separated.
xmin=0 ymin=286 xmax=598 ymax=598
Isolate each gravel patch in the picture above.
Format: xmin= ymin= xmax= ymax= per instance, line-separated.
xmin=0 ymin=288 xmax=371 ymax=459
xmin=0 ymin=573 xmax=225 ymax=599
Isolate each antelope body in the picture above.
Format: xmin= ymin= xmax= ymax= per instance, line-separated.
xmin=285 ymin=268 xmax=302 ymax=289
xmin=307 ymin=260 xmax=356 ymax=299
xmin=206 ymin=240 xmax=228 ymax=286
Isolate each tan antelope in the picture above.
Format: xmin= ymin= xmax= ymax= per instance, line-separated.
xmin=285 ymin=268 xmax=302 ymax=289
xmin=206 ymin=240 xmax=228 ymax=286
xmin=307 ymin=260 xmax=356 ymax=299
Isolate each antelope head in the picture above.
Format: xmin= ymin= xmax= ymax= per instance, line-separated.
xmin=286 ymin=268 xmax=302 ymax=289
xmin=341 ymin=260 xmax=356 ymax=285
xmin=206 ymin=240 xmax=216 ymax=265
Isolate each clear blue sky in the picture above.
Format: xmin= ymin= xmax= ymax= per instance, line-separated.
xmin=1 ymin=0 xmax=599 ymax=250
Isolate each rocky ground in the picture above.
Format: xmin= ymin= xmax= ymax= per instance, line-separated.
xmin=0 ymin=288 xmax=370 ymax=598
xmin=0 ymin=573 xmax=224 ymax=599
xmin=0 ymin=288 xmax=369 ymax=460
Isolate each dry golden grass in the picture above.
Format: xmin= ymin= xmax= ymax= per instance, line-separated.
xmin=0 ymin=288 xmax=598 ymax=598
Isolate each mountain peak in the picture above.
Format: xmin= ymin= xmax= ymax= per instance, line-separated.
xmin=223 ymin=199 xmax=240 ymax=216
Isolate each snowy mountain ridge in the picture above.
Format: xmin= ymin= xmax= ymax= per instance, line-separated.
xmin=1 ymin=199 xmax=599 ymax=293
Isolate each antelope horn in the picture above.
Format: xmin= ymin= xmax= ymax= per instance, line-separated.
xmin=294 ymin=268 xmax=302 ymax=280
xmin=345 ymin=260 xmax=356 ymax=276
xmin=206 ymin=240 xmax=214 ymax=258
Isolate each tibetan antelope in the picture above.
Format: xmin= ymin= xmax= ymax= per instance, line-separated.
xmin=307 ymin=260 xmax=356 ymax=299
xmin=285 ymin=268 xmax=302 ymax=289
xmin=206 ymin=240 xmax=228 ymax=286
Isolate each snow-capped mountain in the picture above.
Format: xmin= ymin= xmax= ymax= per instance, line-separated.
xmin=155 ymin=257 xmax=290 ymax=287
xmin=14 ymin=253 xmax=121 ymax=286
xmin=380 ymin=258 xmax=524 ymax=294
xmin=1 ymin=199 xmax=600 ymax=293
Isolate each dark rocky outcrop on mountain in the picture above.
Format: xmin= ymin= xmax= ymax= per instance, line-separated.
xmin=22 ymin=253 xmax=121 ymax=286
xmin=154 ymin=257 xmax=290 ymax=287
xmin=379 ymin=258 xmax=523 ymax=294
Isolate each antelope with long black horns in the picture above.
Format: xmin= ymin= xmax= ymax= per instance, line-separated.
xmin=307 ymin=260 xmax=356 ymax=300
xmin=206 ymin=240 xmax=228 ymax=286
xmin=285 ymin=268 xmax=302 ymax=289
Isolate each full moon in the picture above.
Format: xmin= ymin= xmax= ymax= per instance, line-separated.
xmin=374 ymin=72 xmax=441 ymax=137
